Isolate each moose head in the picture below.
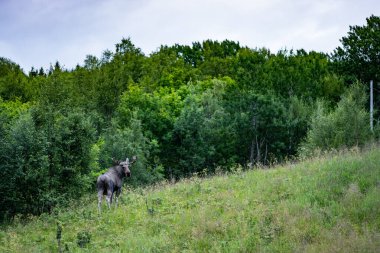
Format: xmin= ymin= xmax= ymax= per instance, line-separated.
xmin=119 ymin=156 xmax=137 ymax=177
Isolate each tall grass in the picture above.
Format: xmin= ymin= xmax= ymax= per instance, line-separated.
xmin=1 ymin=145 xmax=380 ymax=252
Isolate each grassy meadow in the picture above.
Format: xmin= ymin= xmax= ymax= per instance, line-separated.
xmin=1 ymin=146 xmax=380 ymax=252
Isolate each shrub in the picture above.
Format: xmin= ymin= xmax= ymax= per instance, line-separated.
xmin=97 ymin=117 xmax=164 ymax=186
xmin=0 ymin=107 xmax=96 ymax=221
xmin=77 ymin=231 xmax=91 ymax=248
xmin=300 ymin=81 xmax=371 ymax=156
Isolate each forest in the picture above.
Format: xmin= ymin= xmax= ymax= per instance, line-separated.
xmin=0 ymin=15 xmax=379 ymax=222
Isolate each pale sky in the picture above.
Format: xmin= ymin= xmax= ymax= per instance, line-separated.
xmin=0 ymin=0 xmax=378 ymax=72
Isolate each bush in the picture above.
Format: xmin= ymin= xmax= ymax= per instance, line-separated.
xmin=97 ymin=117 xmax=164 ymax=186
xmin=300 ymin=81 xmax=371 ymax=156
xmin=77 ymin=231 xmax=91 ymax=248
xmin=0 ymin=107 xmax=96 ymax=221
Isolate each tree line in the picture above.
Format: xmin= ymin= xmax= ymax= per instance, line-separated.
xmin=0 ymin=15 xmax=379 ymax=221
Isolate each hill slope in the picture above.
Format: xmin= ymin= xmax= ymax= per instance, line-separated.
xmin=1 ymin=146 xmax=380 ymax=252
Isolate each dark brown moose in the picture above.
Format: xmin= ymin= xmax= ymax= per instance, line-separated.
xmin=97 ymin=156 xmax=137 ymax=212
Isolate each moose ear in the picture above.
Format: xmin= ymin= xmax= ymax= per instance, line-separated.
xmin=130 ymin=156 xmax=137 ymax=164
xmin=112 ymin=157 xmax=121 ymax=166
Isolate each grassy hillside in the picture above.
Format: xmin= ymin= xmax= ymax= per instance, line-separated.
xmin=1 ymin=146 xmax=380 ymax=252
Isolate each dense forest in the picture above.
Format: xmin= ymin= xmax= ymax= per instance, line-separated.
xmin=0 ymin=15 xmax=379 ymax=221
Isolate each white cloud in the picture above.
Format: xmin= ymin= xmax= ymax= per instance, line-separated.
xmin=0 ymin=0 xmax=378 ymax=71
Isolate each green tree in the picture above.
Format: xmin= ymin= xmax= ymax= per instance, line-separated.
xmin=233 ymin=92 xmax=288 ymax=165
xmin=38 ymin=66 xmax=74 ymax=109
xmin=173 ymin=79 xmax=237 ymax=175
xmin=0 ymin=57 xmax=29 ymax=101
xmin=300 ymin=82 xmax=371 ymax=156
xmin=84 ymin=55 xmax=100 ymax=70
xmin=0 ymin=105 xmax=97 ymax=221
xmin=116 ymin=84 xmax=185 ymax=177
xmin=235 ymin=49 xmax=341 ymax=102
xmin=199 ymin=40 xmax=240 ymax=78
xmin=284 ymin=96 xmax=311 ymax=157
xmin=98 ymin=117 xmax=164 ymax=185
xmin=332 ymin=15 xmax=380 ymax=122
xmin=93 ymin=38 xmax=145 ymax=120
xmin=0 ymin=111 xmax=49 ymax=219
xmin=174 ymin=42 xmax=203 ymax=67
xmin=0 ymin=98 xmax=30 ymax=137
xmin=332 ymin=15 xmax=380 ymax=83
xmin=141 ymin=45 xmax=195 ymax=90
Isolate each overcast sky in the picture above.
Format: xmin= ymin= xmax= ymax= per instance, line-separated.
xmin=0 ymin=0 xmax=378 ymax=72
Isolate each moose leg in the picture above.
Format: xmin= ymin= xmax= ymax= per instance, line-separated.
xmin=106 ymin=190 xmax=112 ymax=209
xmin=115 ymin=189 xmax=121 ymax=208
xmin=97 ymin=190 xmax=103 ymax=213
xmin=105 ymin=182 xmax=115 ymax=209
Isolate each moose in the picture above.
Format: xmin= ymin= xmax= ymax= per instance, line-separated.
xmin=97 ymin=156 xmax=137 ymax=212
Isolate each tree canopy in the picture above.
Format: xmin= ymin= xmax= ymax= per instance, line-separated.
xmin=332 ymin=15 xmax=380 ymax=83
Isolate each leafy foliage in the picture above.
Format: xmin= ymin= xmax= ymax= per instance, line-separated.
xmin=300 ymin=82 xmax=371 ymax=156
xmin=0 ymin=16 xmax=379 ymax=220
xmin=332 ymin=15 xmax=380 ymax=83
xmin=332 ymin=14 xmax=380 ymax=120
xmin=0 ymin=108 xmax=95 ymax=220
xmin=173 ymin=79 xmax=237 ymax=174
xmin=0 ymin=58 xmax=30 ymax=101
xmin=98 ymin=117 xmax=164 ymax=185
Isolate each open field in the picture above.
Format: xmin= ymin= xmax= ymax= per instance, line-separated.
xmin=1 ymin=146 xmax=380 ymax=252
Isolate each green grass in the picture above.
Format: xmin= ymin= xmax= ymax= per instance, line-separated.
xmin=1 ymin=146 xmax=380 ymax=252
